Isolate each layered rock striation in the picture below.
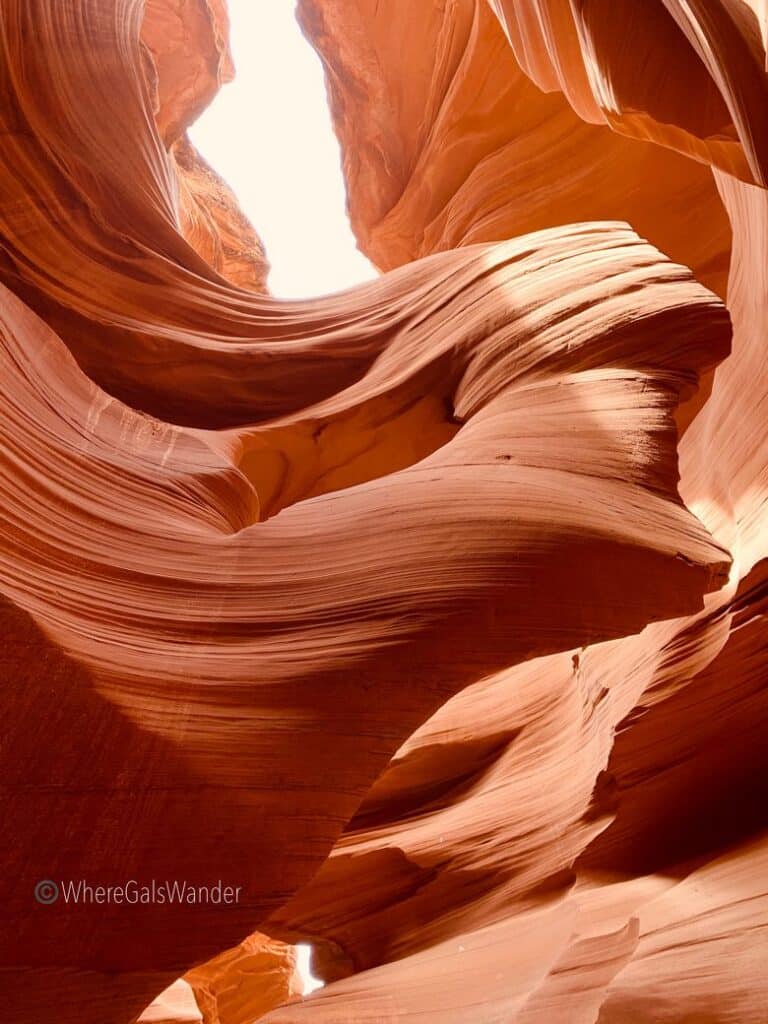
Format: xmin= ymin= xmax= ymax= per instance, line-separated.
xmin=0 ymin=2 xmax=765 ymax=1023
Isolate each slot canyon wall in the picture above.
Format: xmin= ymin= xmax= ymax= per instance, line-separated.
xmin=0 ymin=1 xmax=765 ymax=1022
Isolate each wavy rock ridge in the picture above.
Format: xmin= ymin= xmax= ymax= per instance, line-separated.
xmin=0 ymin=2 xmax=765 ymax=1023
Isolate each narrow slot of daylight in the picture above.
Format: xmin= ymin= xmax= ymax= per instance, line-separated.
xmin=189 ymin=0 xmax=377 ymax=298
xmin=296 ymin=943 xmax=325 ymax=995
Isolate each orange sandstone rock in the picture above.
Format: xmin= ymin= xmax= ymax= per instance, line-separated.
xmin=257 ymin=4 xmax=768 ymax=1023
xmin=0 ymin=1 xmax=765 ymax=1023
xmin=299 ymin=0 xmax=731 ymax=296
xmin=185 ymin=933 xmax=301 ymax=1023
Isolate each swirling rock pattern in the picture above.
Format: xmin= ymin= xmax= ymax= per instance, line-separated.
xmin=0 ymin=2 xmax=764 ymax=1023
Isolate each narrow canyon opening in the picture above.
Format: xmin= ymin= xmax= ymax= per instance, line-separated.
xmin=137 ymin=940 xmax=324 ymax=1021
xmin=189 ymin=0 xmax=376 ymax=297
xmin=295 ymin=942 xmax=325 ymax=995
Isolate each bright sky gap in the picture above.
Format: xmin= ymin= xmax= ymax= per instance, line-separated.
xmin=190 ymin=0 xmax=377 ymax=298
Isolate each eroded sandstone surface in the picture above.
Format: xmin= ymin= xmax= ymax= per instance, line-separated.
xmin=0 ymin=2 xmax=766 ymax=1022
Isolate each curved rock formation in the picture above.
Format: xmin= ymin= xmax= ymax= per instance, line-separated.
xmin=300 ymin=0 xmax=732 ymax=296
xmin=0 ymin=2 xmax=764 ymax=1023
xmin=254 ymin=3 xmax=767 ymax=1022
